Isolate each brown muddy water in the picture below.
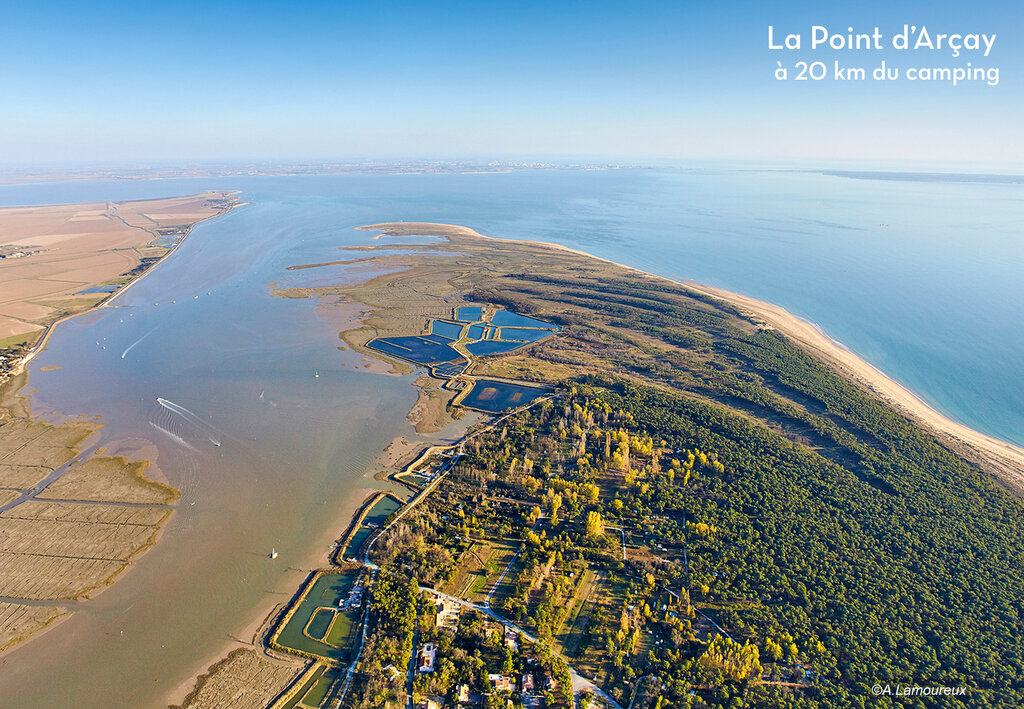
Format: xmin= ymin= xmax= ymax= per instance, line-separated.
xmin=0 ymin=193 xmax=467 ymax=708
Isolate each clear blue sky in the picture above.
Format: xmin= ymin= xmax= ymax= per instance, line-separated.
xmin=0 ymin=0 xmax=1020 ymax=164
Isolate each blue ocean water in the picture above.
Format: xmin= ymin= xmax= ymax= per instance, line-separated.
xmin=1 ymin=167 xmax=1020 ymax=447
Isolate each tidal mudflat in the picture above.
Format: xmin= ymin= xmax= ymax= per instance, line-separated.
xmin=0 ymin=200 xmax=468 ymax=709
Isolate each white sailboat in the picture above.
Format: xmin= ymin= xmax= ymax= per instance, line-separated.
xmin=270 ymin=548 xmax=278 ymax=559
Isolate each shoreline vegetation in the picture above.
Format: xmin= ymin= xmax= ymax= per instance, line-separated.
xmin=179 ymin=220 xmax=1024 ymax=708
xmin=380 ymin=223 xmax=1024 ymax=490
xmin=408 ymin=223 xmax=1024 ymax=490
xmin=0 ymin=192 xmax=240 ymax=655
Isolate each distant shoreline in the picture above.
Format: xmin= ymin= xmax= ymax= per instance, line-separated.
xmin=7 ymin=191 xmax=242 ymax=378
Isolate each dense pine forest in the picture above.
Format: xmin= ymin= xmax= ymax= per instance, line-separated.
xmin=321 ymin=230 xmax=1024 ymax=708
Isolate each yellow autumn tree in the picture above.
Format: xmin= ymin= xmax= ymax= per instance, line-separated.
xmin=697 ymin=635 xmax=762 ymax=682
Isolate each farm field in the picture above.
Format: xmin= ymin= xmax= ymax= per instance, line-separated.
xmin=553 ymin=568 xmax=602 ymax=656
xmin=442 ymin=539 xmax=520 ymax=604
xmin=0 ymin=191 xmax=238 ymax=348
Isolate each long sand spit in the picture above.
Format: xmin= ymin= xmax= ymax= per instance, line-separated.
xmin=358 ymin=222 xmax=1024 ymax=495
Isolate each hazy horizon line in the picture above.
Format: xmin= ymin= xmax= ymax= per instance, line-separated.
xmin=2 ymin=156 xmax=1024 ymax=175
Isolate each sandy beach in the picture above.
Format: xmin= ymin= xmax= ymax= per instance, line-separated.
xmin=686 ymin=283 xmax=1024 ymax=494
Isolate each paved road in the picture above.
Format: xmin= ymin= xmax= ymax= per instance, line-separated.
xmin=418 ymin=587 xmax=624 ymax=709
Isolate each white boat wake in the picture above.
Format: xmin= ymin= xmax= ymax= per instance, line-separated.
xmin=121 ymin=329 xmax=156 ymax=359
xmin=148 ymin=421 xmax=198 ymax=452
xmin=157 ymin=397 xmax=205 ymax=425
xmin=156 ymin=398 xmax=223 ymax=448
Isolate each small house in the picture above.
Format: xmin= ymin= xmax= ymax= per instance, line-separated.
xmin=418 ymin=643 xmax=437 ymax=673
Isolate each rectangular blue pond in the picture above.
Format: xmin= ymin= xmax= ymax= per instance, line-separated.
xmin=466 ymin=340 xmax=529 ymax=356
xmin=490 ymin=309 xmax=559 ymax=330
xmin=75 ymin=285 xmax=119 ymax=294
xmin=433 ymin=362 xmax=466 ymax=377
xmin=456 ymin=307 xmax=483 ymax=322
xmin=367 ymin=336 xmax=465 ymax=366
xmin=461 ymin=379 xmax=553 ymax=413
xmin=430 ymin=320 xmax=464 ymax=339
xmin=497 ymin=327 xmax=554 ymax=343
